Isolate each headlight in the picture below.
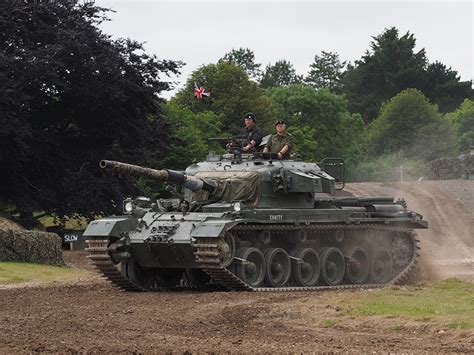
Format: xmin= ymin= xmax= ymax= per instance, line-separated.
xmin=233 ymin=202 xmax=242 ymax=212
xmin=124 ymin=201 xmax=133 ymax=213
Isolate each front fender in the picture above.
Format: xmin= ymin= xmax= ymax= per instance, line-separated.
xmin=83 ymin=216 xmax=138 ymax=238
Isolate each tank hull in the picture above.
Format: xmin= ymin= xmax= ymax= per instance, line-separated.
xmin=85 ymin=201 xmax=425 ymax=291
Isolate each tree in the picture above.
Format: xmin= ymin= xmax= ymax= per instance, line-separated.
xmin=342 ymin=27 xmax=473 ymax=123
xmin=267 ymin=84 xmax=367 ymax=164
xmin=305 ymin=51 xmax=346 ymax=92
xmin=162 ymin=102 xmax=222 ymax=169
xmin=445 ymin=99 xmax=474 ymax=152
xmin=421 ymin=62 xmax=473 ymax=114
xmin=0 ymin=0 xmax=181 ymax=225
xmin=172 ymin=61 xmax=273 ymax=135
xmin=368 ymin=89 xmax=456 ymax=161
xmin=342 ymin=27 xmax=427 ymax=122
xmin=221 ymin=47 xmax=261 ymax=79
xmin=260 ymin=60 xmax=303 ymax=89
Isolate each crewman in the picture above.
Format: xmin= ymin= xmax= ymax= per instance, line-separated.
xmin=240 ymin=112 xmax=263 ymax=153
xmin=263 ymin=120 xmax=294 ymax=159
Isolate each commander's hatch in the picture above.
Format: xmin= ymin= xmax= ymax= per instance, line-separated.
xmin=319 ymin=158 xmax=345 ymax=190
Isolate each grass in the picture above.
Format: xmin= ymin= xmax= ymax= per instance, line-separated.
xmin=323 ymin=319 xmax=338 ymax=328
xmin=0 ymin=262 xmax=89 ymax=285
xmin=346 ymin=278 xmax=474 ymax=329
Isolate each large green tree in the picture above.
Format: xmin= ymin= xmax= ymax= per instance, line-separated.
xmin=0 ymin=0 xmax=181 ymax=225
xmin=369 ymin=89 xmax=456 ymax=160
xmin=305 ymin=51 xmax=346 ymax=92
xmin=162 ymin=102 xmax=222 ymax=169
xmin=221 ymin=47 xmax=261 ymax=79
xmin=445 ymin=99 xmax=474 ymax=153
xmin=172 ymin=61 xmax=273 ymax=135
xmin=342 ymin=27 xmax=472 ymax=123
xmin=267 ymin=84 xmax=367 ymax=164
xmin=260 ymin=60 xmax=303 ymax=89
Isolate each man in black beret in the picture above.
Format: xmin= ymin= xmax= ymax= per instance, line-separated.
xmin=263 ymin=119 xmax=294 ymax=159
xmin=240 ymin=112 xmax=263 ymax=153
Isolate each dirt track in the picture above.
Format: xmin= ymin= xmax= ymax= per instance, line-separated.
xmin=1 ymin=180 xmax=473 ymax=353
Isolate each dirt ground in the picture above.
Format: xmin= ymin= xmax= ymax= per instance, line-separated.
xmin=1 ymin=180 xmax=473 ymax=353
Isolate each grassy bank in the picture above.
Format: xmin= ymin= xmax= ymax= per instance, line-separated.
xmin=0 ymin=262 xmax=89 ymax=285
xmin=316 ymin=279 xmax=474 ymax=330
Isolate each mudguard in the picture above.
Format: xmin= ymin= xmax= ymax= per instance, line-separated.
xmin=83 ymin=216 xmax=138 ymax=238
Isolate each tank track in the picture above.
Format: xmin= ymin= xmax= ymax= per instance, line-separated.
xmin=86 ymin=223 xmax=419 ymax=292
xmin=86 ymin=236 xmax=223 ymax=292
xmin=195 ymin=224 xmax=419 ymax=292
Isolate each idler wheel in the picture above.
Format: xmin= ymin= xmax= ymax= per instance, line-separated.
xmin=264 ymin=248 xmax=291 ymax=287
xmin=235 ymin=247 xmax=265 ymax=287
xmin=121 ymin=258 xmax=157 ymax=290
xmin=290 ymin=248 xmax=320 ymax=287
xmin=217 ymin=233 xmax=236 ymax=267
xmin=344 ymin=247 xmax=369 ymax=284
xmin=371 ymin=248 xmax=393 ymax=284
xmin=320 ymin=247 xmax=345 ymax=286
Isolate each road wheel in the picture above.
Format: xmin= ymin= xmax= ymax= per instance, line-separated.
xmin=371 ymin=248 xmax=393 ymax=284
xmin=320 ymin=247 xmax=345 ymax=286
xmin=290 ymin=248 xmax=320 ymax=287
xmin=264 ymin=248 xmax=291 ymax=287
xmin=235 ymin=247 xmax=265 ymax=287
xmin=344 ymin=247 xmax=369 ymax=284
xmin=121 ymin=258 xmax=156 ymax=290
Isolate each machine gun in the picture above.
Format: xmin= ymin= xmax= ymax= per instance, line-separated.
xmin=208 ymin=136 xmax=250 ymax=153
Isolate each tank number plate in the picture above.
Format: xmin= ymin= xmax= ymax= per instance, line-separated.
xmin=269 ymin=215 xmax=283 ymax=220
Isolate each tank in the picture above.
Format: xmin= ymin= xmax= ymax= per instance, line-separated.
xmin=84 ymin=149 xmax=428 ymax=292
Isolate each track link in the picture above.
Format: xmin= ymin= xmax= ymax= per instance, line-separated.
xmin=86 ymin=236 xmax=143 ymax=291
xmin=195 ymin=224 xmax=419 ymax=292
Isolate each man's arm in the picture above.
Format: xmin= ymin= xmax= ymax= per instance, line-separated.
xmin=277 ymin=135 xmax=293 ymax=159
xmin=263 ymin=134 xmax=272 ymax=153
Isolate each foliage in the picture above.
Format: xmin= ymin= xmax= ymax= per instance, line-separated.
xmin=342 ymin=27 xmax=473 ymax=123
xmin=421 ymin=62 xmax=473 ymax=114
xmin=0 ymin=0 xmax=181 ymax=224
xmin=445 ymin=99 xmax=474 ymax=153
xmin=221 ymin=47 xmax=261 ymax=79
xmin=267 ymin=84 xmax=367 ymax=164
xmin=368 ymin=89 xmax=457 ymax=161
xmin=162 ymin=102 xmax=222 ymax=170
xmin=305 ymin=51 xmax=346 ymax=92
xmin=260 ymin=60 xmax=303 ymax=89
xmin=172 ymin=61 xmax=273 ymax=135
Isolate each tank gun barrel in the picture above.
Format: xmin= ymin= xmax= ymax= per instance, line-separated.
xmin=99 ymin=160 xmax=216 ymax=193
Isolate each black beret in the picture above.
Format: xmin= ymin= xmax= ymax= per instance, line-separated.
xmin=275 ymin=120 xmax=286 ymax=125
xmin=243 ymin=112 xmax=256 ymax=121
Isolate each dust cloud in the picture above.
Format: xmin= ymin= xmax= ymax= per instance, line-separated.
xmin=345 ymin=180 xmax=474 ymax=282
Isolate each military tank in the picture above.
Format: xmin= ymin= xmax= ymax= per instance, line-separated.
xmin=84 ymin=148 xmax=427 ymax=292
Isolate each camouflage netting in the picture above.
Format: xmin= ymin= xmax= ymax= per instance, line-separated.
xmin=0 ymin=229 xmax=64 ymax=265
xmin=426 ymin=156 xmax=474 ymax=180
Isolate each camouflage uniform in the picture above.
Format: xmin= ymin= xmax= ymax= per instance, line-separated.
xmin=240 ymin=126 xmax=263 ymax=152
xmin=265 ymin=133 xmax=294 ymax=159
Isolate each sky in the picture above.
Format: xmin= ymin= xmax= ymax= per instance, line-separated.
xmin=95 ymin=0 xmax=473 ymax=99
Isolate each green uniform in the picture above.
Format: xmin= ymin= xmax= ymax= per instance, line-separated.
xmin=265 ymin=133 xmax=294 ymax=158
